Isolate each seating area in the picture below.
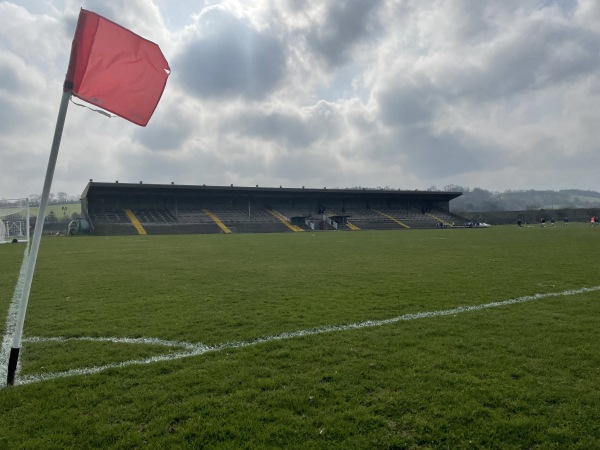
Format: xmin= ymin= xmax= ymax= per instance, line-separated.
xmin=427 ymin=208 xmax=462 ymax=225
xmin=208 ymin=208 xmax=281 ymax=224
xmin=381 ymin=208 xmax=434 ymax=222
xmin=132 ymin=209 xmax=177 ymax=223
xmin=82 ymin=183 xmax=467 ymax=235
xmin=174 ymin=210 xmax=214 ymax=224
xmin=274 ymin=209 xmax=309 ymax=220
xmin=88 ymin=209 xmax=129 ymax=222
xmin=336 ymin=209 xmax=387 ymax=223
xmin=328 ymin=208 xmax=445 ymax=228
xmin=86 ymin=204 xmax=463 ymax=234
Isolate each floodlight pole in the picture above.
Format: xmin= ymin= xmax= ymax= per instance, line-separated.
xmin=7 ymin=90 xmax=71 ymax=386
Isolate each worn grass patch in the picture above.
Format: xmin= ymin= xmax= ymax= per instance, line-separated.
xmin=1 ymin=225 xmax=599 ymax=448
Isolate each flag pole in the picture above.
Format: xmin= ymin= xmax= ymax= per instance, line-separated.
xmin=6 ymin=90 xmax=71 ymax=386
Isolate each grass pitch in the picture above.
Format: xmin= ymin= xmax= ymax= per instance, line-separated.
xmin=1 ymin=225 xmax=599 ymax=448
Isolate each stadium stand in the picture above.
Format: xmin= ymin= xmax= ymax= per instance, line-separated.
xmin=80 ymin=182 xmax=466 ymax=235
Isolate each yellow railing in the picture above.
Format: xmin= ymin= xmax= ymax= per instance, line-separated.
xmin=372 ymin=209 xmax=410 ymax=229
xmin=426 ymin=212 xmax=453 ymax=227
xmin=124 ymin=209 xmax=147 ymax=235
xmin=203 ymin=209 xmax=232 ymax=234
xmin=268 ymin=210 xmax=304 ymax=232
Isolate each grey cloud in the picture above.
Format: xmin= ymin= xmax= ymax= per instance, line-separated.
xmin=135 ymin=105 xmax=194 ymax=152
xmin=452 ymin=2 xmax=491 ymax=40
xmin=363 ymin=124 xmax=498 ymax=180
xmin=0 ymin=95 xmax=50 ymax=134
xmin=542 ymin=0 xmax=578 ymax=15
xmin=174 ymin=7 xmax=286 ymax=100
xmin=0 ymin=63 xmax=22 ymax=95
xmin=228 ymin=101 xmax=343 ymax=148
xmin=114 ymin=151 xmax=207 ymax=184
xmin=268 ymin=150 xmax=342 ymax=185
xmin=306 ymin=0 xmax=383 ymax=68
xmin=376 ymin=80 xmax=439 ymax=128
xmin=376 ymin=5 xmax=600 ymax=136
xmin=0 ymin=97 xmax=23 ymax=133
xmin=0 ymin=51 xmax=48 ymax=96
xmin=85 ymin=135 xmax=197 ymax=185
xmin=393 ymin=127 xmax=492 ymax=178
xmin=448 ymin=18 xmax=600 ymax=102
xmin=235 ymin=111 xmax=316 ymax=148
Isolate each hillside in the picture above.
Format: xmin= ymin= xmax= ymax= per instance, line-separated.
xmin=448 ymin=187 xmax=600 ymax=213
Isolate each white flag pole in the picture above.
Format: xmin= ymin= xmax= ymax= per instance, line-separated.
xmin=7 ymin=90 xmax=71 ymax=386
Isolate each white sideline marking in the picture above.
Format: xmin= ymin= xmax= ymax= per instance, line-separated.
xmin=0 ymin=243 xmax=30 ymax=383
xmin=8 ymin=285 xmax=600 ymax=387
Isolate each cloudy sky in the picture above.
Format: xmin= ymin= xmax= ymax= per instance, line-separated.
xmin=1 ymin=0 xmax=599 ymax=199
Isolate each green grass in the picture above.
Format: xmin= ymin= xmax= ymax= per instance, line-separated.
xmin=1 ymin=225 xmax=599 ymax=448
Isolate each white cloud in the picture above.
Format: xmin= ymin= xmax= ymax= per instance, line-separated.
xmin=1 ymin=0 xmax=600 ymax=200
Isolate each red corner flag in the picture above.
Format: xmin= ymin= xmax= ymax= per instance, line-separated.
xmin=64 ymin=9 xmax=170 ymax=126
xmin=6 ymin=9 xmax=171 ymax=387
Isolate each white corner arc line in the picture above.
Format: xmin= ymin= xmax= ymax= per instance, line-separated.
xmin=12 ymin=285 xmax=600 ymax=387
xmin=23 ymin=336 xmax=198 ymax=350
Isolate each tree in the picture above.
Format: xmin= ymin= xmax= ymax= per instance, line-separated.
xmin=28 ymin=194 xmax=41 ymax=206
xmin=444 ymin=184 xmax=467 ymax=192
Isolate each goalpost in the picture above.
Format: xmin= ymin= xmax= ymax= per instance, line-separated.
xmin=0 ymin=198 xmax=30 ymax=244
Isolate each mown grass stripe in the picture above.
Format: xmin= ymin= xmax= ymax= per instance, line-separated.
xmin=12 ymin=285 xmax=599 ymax=387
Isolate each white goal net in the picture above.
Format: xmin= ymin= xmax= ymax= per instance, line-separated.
xmin=0 ymin=198 xmax=30 ymax=243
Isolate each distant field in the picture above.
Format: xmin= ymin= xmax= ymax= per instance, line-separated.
xmin=1 ymin=225 xmax=599 ymax=448
xmin=28 ymin=202 xmax=81 ymax=218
